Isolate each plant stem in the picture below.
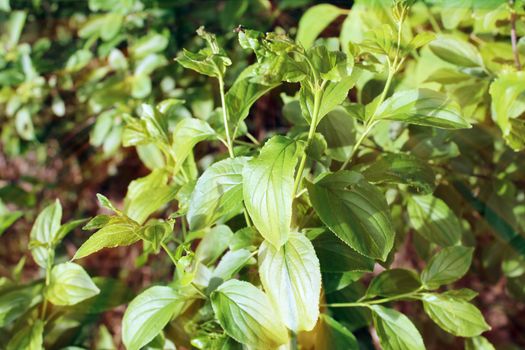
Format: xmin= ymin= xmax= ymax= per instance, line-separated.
xmin=161 ymin=242 xmax=178 ymax=266
xmin=292 ymin=85 xmax=324 ymax=197
xmin=510 ymin=0 xmax=522 ymax=70
xmin=218 ymin=77 xmax=235 ymax=157
xmin=325 ymin=292 xmax=421 ymax=308
xmin=340 ymin=11 xmax=404 ymax=170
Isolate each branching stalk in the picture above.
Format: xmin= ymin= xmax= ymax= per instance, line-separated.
xmin=292 ymin=84 xmax=324 ymax=197
xmin=218 ymin=77 xmax=235 ymax=157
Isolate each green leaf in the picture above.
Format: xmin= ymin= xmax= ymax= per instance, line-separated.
xmin=366 ymin=269 xmax=421 ymax=298
xmin=6 ymin=319 xmax=44 ymax=350
xmin=376 ymin=89 xmax=471 ymax=129
xmin=225 ymin=65 xmax=279 ymax=134
xmin=371 ymin=305 xmax=425 ymax=350
xmin=316 ymin=106 xmax=357 ymax=161
xmin=53 ymin=218 xmax=88 ymax=245
xmin=312 ymin=232 xmax=374 ymax=273
xmin=45 ymin=262 xmax=100 ymax=306
xmin=465 ymin=336 xmax=496 ymax=350
xmin=489 ymin=71 xmax=525 ymax=150
xmin=195 ymin=225 xmax=233 ymax=266
xmin=124 ymin=169 xmax=178 ymax=225
xmin=74 ymin=216 xmax=141 ymax=259
xmin=429 ymin=35 xmax=483 ymax=67
xmin=0 ymin=200 xmax=22 ymax=236
xmin=300 ymin=75 xmax=358 ymax=124
xmin=0 ymin=284 xmax=42 ymax=328
xmin=5 ymin=11 xmax=26 ymax=49
xmin=65 ymin=49 xmax=93 ymax=72
xmin=315 ymin=314 xmax=358 ymax=350
xmin=29 ymin=199 xmax=62 ymax=268
xmin=421 ymin=246 xmax=474 ymax=289
xmin=15 ymin=107 xmax=35 ymax=141
xmin=297 ymin=4 xmax=344 ymax=49
xmin=100 ymin=12 xmax=123 ymax=41
xmin=258 ymin=232 xmax=321 ymax=332
xmin=307 ymin=171 xmax=395 ymax=261
xmin=362 ymin=153 xmax=435 ymax=194
xmin=172 ymin=118 xmax=216 ymax=173
xmin=211 ymin=280 xmax=288 ymax=348
xmin=421 ymin=293 xmax=490 ymax=337
xmin=407 ymin=194 xmax=462 ymax=247
xmin=122 ymin=286 xmax=182 ymax=350
xmin=188 ymin=157 xmax=249 ymax=231
xmin=243 ymin=136 xmax=303 ymax=248
xmin=176 ymin=27 xmax=231 ymax=78
xmin=130 ymin=32 xmax=169 ymax=59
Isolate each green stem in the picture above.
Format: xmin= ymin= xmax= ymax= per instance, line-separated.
xmin=218 ymin=77 xmax=234 ymax=158
xmin=292 ymin=84 xmax=324 ymax=197
xmin=340 ymin=12 xmax=405 ymax=170
xmin=161 ymin=242 xmax=178 ymax=266
xmin=325 ymin=292 xmax=422 ymax=308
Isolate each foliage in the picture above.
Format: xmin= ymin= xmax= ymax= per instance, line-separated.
xmin=2 ymin=0 xmax=525 ymax=349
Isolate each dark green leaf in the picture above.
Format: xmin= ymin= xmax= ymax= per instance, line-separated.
xmin=307 ymin=171 xmax=395 ymax=260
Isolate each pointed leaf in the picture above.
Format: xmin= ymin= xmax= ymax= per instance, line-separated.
xmin=258 ymin=232 xmax=321 ymax=332
xmin=407 ymin=194 xmax=462 ymax=247
xmin=421 ymin=293 xmax=490 ymax=337
xmin=371 ymin=305 xmax=425 ymax=350
xmin=307 ymin=171 xmax=395 ymax=260
xmin=297 ymin=4 xmax=344 ymax=49
xmin=421 ymin=246 xmax=474 ymax=289
xmin=243 ymin=136 xmax=303 ymax=248
xmin=45 ymin=262 xmax=100 ymax=306
xmin=122 ymin=286 xmax=182 ymax=350
xmin=376 ymin=89 xmax=471 ymax=129
xmin=29 ymin=199 xmax=62 ymax=268
xmin=211 ymin=280 xmax=288 ymax=348
xmin=74 ymin=216 xmax=141 ymax=259
xmin=188 ymin=157 xmax=249 ymax=231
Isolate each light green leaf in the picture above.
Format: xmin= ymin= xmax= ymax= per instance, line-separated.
xmin=366 ymin=269 xmax=421 ymax=298
xmin=0 ymin=284 xmax=42 ymax=328
xmin=122 ymin=286 xmax=182 ymax=350
xmin=376 ymin=89 xmax=471 ymax=129
xmin=74 ymin=216 xmax=140 ymax=259
xmin=6 ymin=319 xmax=44 ymax=350
xmin=407 ymin=194 xmax=462 ymax=247
xmin=15 ymin=107 xmax=34 ymax=141
xmin=226 ymin=65 xmax=279 ymax=134
xmin=465 ymin=336 xmax=496 ymax=350
xmin=429 ymin=35 xmax=483 ymax=67
xmin=45 ymin=262 xmax=100 ymax=306
xmin=131 ymin=32 xmax=169 ymax=59
xmin=172 ymin=118 xmax=216 ymax=173
xmin=307 ymin=171 xmax=395 ymax=261
xmin=421 ymin=293 xmax=490 ymax=337
xmin=211 ymin=280 xmax=288 ymax=348
xmin=188 ymin=157 xmax=249 ymax=231
xmin=243 ymin=136 xmax=303 ymax=248
xmin=315 ymin=314 xmax=358 ymax=350
xmin=297 ymin=4 xmax=344 ymax=49
xmin=5 ymin=11 xmax=26 ymax=49
xmin=362 ymin=153 xmax=435 ymax=194
xmin=312 ymin=232 xmax=374 ymax=273
xmin=124 ymin=169 xmax=178 ymax=225
xmin=371 ymin=305 xmax=425 ymax=350
xmin=65 ymin=49 xmax=93 ymax=72
xmin=489 ymin=71 xmax=525 ymax=150
xmin=211 ymin=248 xmax=254 ymax=284
xmin=300 ymin=75 xmax=358 ymax=124
xmin=421 ymin=246 xmax=474 ymax=289
xmin=100 ymin=12 xmax=123 ymax=41
xmin=176 ymin=28 xmax=231 ymax=78
xmin=195 ymin=225 xmax=233 ymax=266
xmin=29 ymin=199 xmax=62 ymax=268
xmin=258 ymin=232 xmax=321 ymax=332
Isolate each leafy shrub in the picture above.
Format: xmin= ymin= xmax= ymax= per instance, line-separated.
xmin=1 ymin=0 xmax=525 ymax=349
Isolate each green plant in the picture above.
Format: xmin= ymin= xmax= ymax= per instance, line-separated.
xmin=3 ymin=0 xmax=525 ymax=349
